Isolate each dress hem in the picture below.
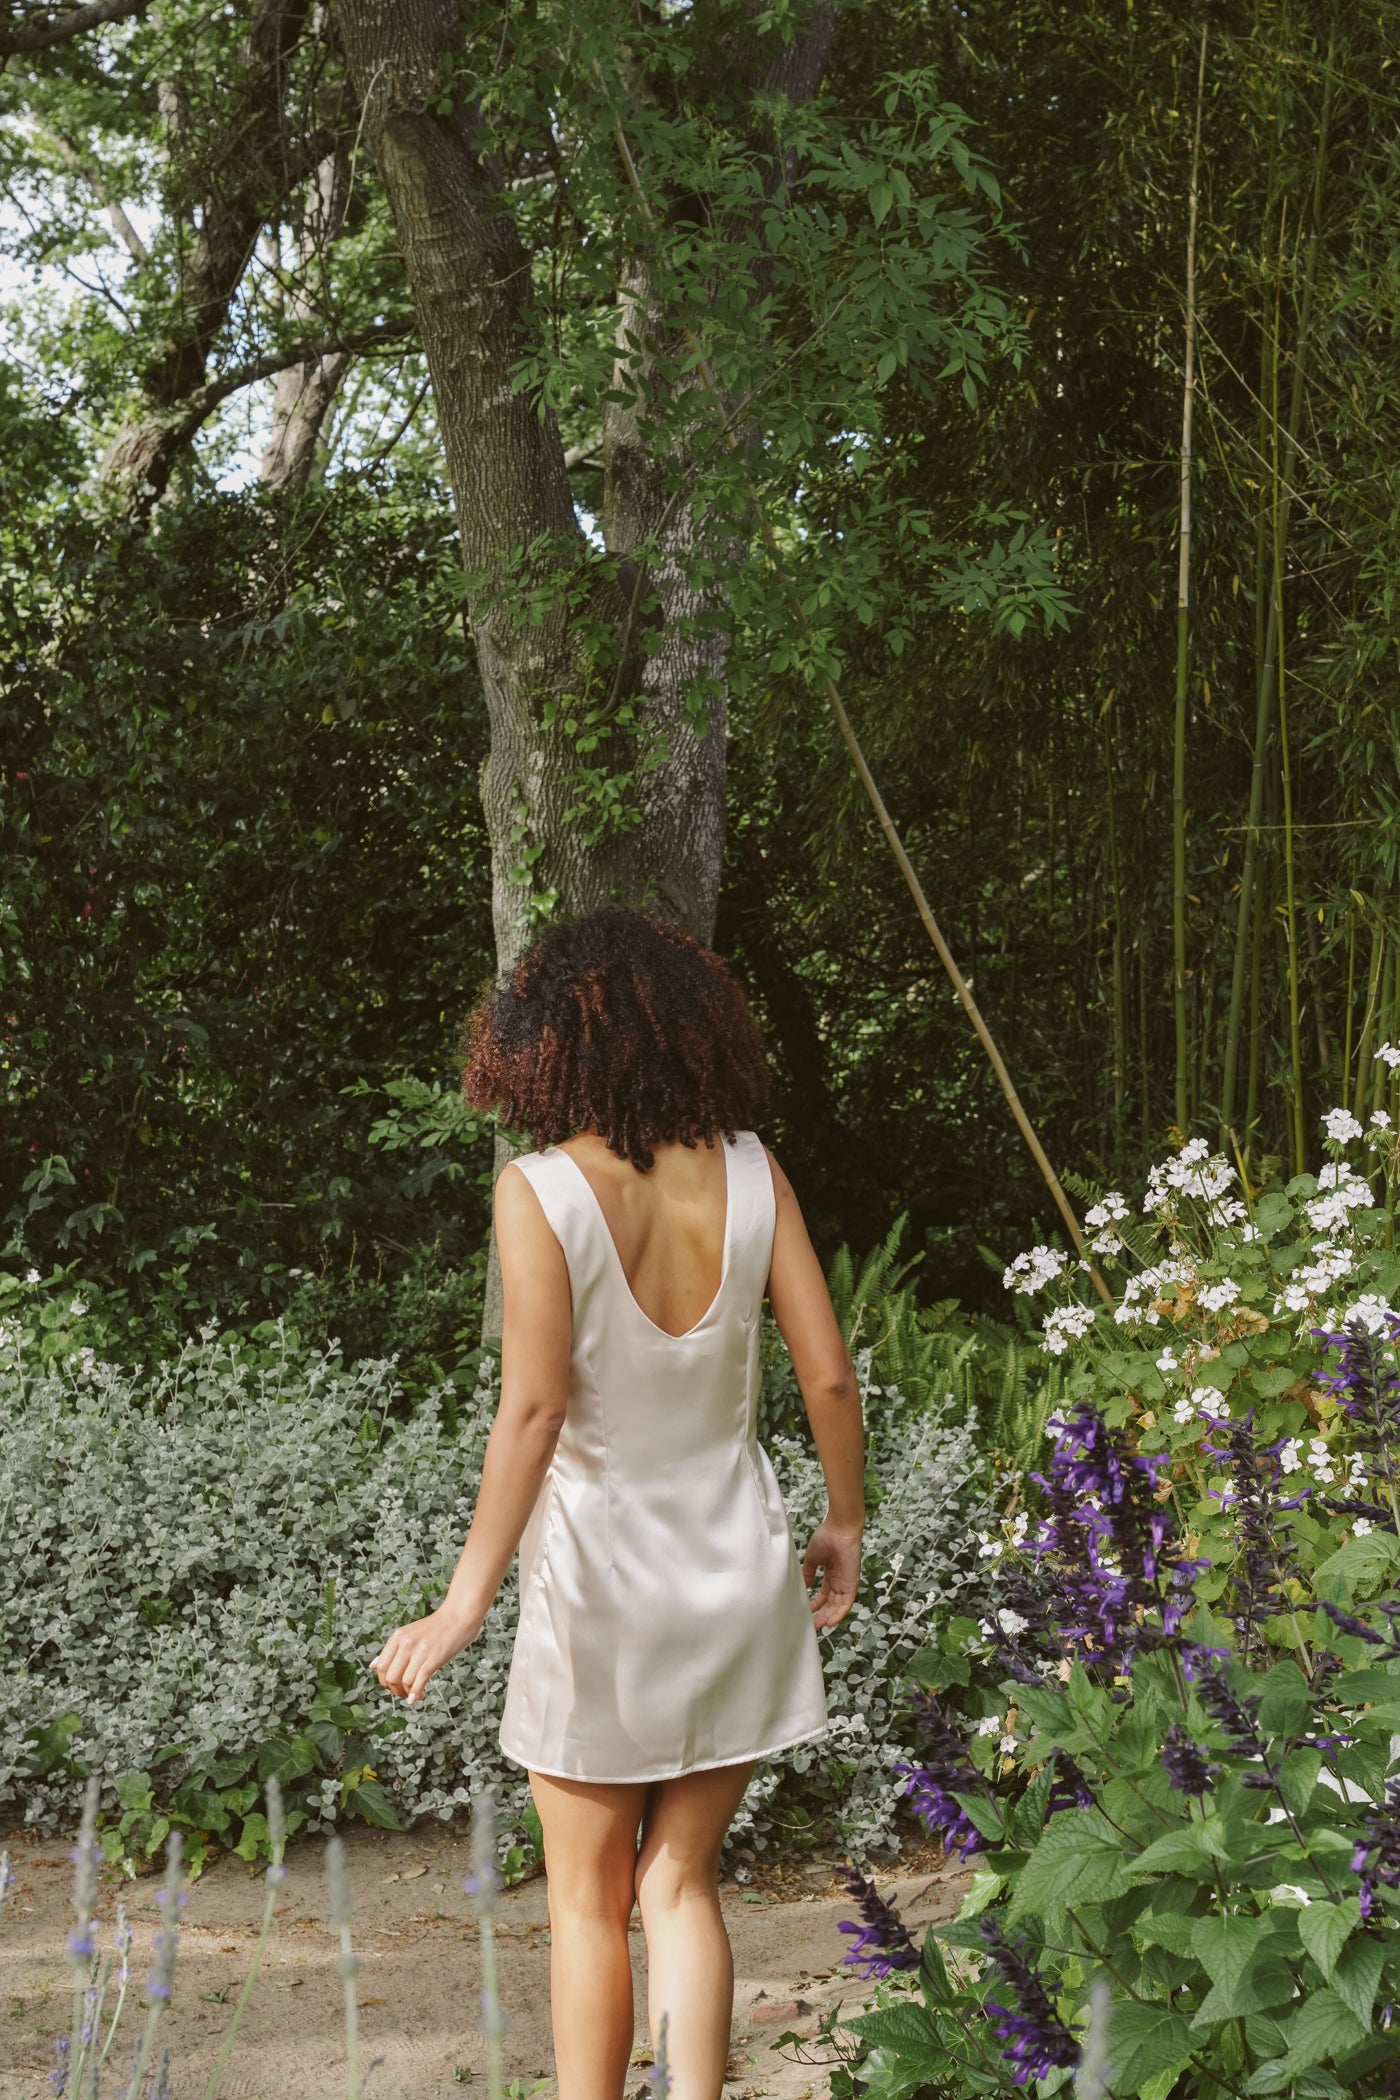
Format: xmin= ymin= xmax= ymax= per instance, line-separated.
xmin=497 ymin=1717 xmax=828 ymax=1786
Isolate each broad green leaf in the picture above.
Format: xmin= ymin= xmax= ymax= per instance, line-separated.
xmin=956 ymin=1868 xmax=1004 ymax=1920
xmin=1258 ymin=1661 xmax=1312 ymax=1738
xmin=256 ymin=1735 xmax=320 ymax=1784
xmin=1277 ymin=1748 xmax=1322 ymax=1816
xmin=1191 ymin=1955 xmax=1295 ymax=2028
xmin=1130 ymin=1825 xmax=1218 ymax=1879
xmin=1330 ymin=1935 xmax=1385 ymax=2026
xmin=1297 ymin=1897 xmax=1361 ymax=1981
xmin=1330 ymin=1667 xmax=1400 ymax=1705
xmin=1135 ymin=1910 xmax=1199 ymax=1958
xmin=343 ymin=1778 xmax=401 ymax=1831
xmin=233 ymin=1812 xmax=269 ymax=1862
xmin=844 ymin=2003 xmax=943 ymax=2054
xmin=1251 ymin=1366 xmax=1302 ymax=1398
xmin=1190 ymin=1913 xmax=1263 ymax=1996
xmin=1274 ymin=1988 xmax=1368 ymax=2073
xmin=1006 ymin=1809 xmax=1131 ymax=1923
xmin=1138 ymin=2064 xmax=1192 ymax=2100
xmin=951 ymin=1789 xmax=1006 ymax=1842
xmin=1107 ymin=1999 xmax=1194 ymax=2094
xmin=114 ymin=1770 xmax=154 ymax=1812
xmin=1314 ymin=1533 xmax=1399 ymax=1594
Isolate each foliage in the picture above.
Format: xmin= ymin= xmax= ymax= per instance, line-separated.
xmin=835 ymin=1132 xmax=1400 ymax=2097
xmin=1 ymin=1319 xmax=994 ymax=1872
xmin=0 ymin=477 xmax=497 ymax=1337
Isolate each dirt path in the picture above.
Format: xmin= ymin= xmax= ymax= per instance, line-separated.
xmin=0 ymin=1824 xmax=968 ymax=2099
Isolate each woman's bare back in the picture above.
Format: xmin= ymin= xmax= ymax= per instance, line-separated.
xmin=556 ymin=1131 xmax=730 ymax=1340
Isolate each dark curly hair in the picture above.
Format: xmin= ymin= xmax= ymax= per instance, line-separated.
xmin=461 ymin=905 xmax=770 ymax=1170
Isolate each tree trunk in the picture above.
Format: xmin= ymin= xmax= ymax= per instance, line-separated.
xmin=333 ymin=0 xmax=834 ymax=1335
xmin=261 ymin=149 xmax=352 ymax=488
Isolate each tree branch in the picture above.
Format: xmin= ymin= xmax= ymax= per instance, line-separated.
xmin=181 ymin=318 xmax=414 ymax=426
xmin=0 ymin=0 xmax=147 ymax=59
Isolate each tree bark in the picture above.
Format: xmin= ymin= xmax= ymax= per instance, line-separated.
xmin=261 ymin=149 xmax=351 ymax=487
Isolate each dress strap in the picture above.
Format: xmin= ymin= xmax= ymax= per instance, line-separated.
xmin=508 ymin=1148 xmax=611 ymax=1310
xmin=722 ymin=1130 xmax=777 ymax=1313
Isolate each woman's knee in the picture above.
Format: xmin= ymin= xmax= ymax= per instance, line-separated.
xmin=634 ymin=1837 xmax=721 ymax=1916
xmin=547 ymin=1857 xmax=637 ymax=1930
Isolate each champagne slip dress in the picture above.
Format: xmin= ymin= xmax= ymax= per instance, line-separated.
xmin=498 ymin=1128 xmax=828 ymax=1782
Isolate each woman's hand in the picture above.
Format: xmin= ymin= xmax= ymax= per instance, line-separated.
xmin=802 ymin=1519 xmax=862 ymax=1630
xmin=370 ymin=1604 xmax=482 ymax=1705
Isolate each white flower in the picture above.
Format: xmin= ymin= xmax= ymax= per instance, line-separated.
xmin=1003 ymin=1245 xmax=1069 ymax=1295
xmin=1353 ymin=1517 xmax=1374 ymax=1537
xmin=1346 ymin=1454 xmax=1368 ymax=1491
xmin=1278 ymin=1438 xmax=1304 ymax=1475
xmin=69 ymin=1300 xmax=88 ymax=1319
xmin=1198 ymin=1279 xmax=1241 ymax=1314
xmin=976 ymin=1714 xmax=1003 ymax=1737
xmin=1156 ymin=1348 xmax=1179 ymax=1373
xmin=976 ymin=1530 xmax=1003 ymax=1560
xmin=1084 ymin=1193 xmax=1129 ymax=1230
xmin=1322 ymin=1107 xmax=1364 ymax=1145
xmin=1191 ymin=1386 xmax=1227 ymax=1417
xmin=1272 ymin=1885 xmax=1313 ymax=1907
xmin=998 ymin=1734 xmax=1018 ymax=1755
xmin=1377 ymin=1042 xmax=1400 ymax=1068
xmin=24 ymin=1268 xmax=40 ymax=1285
xmin=1371 ymin=1110 xmax=1392 ymax=1132
xmin=1041 ymin=1303 xmax=1096 ymax=1355
xmin=1171 ymin=1395 xmax=1197 ymax=1426
xmin=1309 ymin=1437 xmax=1336 ymax=1485
xmin=996 ymin=1606 xmax=1029 ymax=1636
xmin=1335 ymin=1295 xmax=1394 ymax=1336
xmin=1241 ymin=1222 xmax=1260 ymax=1242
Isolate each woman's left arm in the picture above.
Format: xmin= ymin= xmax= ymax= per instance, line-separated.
xmin=370 ymin=1163 xmax=571 ymax=1704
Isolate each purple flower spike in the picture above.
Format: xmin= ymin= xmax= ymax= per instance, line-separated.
xmin=894 ymin=1692 xmax=990 ymax=1861
xmin=978 ymin=1918 xmax=1080 ymax=2083
xmin=1352 ymin=1776 xmax=1400 ymax=1920
xmin=1160 ymin=1722 xmax=1219 ymax=1799
xmin=836 ymin=1867 xmax=921 ymax=1979
xmin=1028 ymin=1403 xmax=1198 ymax=1678
xmin=1312 ymin=1314 xmax=1400 ymax=1454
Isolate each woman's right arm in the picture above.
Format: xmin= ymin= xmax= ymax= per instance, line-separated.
xmin=763 ymin=1146 xmax=865 ymax=1629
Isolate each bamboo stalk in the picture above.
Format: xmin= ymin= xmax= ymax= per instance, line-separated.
xmin=1173 ymin=29 xmax=1207 ymax=1133
xmin=1221 ymin=52 xmax=1333 ymax=1130
xmin=1102 ymin=713 xmax=1127 ymax=1159
xmin=600 ymin=78 xmax=1112 ymax=1297
xmin=1271 ymin=267 xmax=1306 ymax=1177
xmin=1351 ymin=909 xmax=1385 ymax=1123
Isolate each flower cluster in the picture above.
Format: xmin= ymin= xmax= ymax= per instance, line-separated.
xmin=1160 ymin=1721 xmax=1219 ymax=1798
xmin=1026 ymin=1404 xmax=1202 ymax=1675
xmin=977 ymin=1919 xmax=1080 ymax=2084
xmin=1144 ymin=1139 xmax=1243 ymax=1226
xmin=894 ymin=1692 xmax=991 ymax=1859
xmin=836 ymin=1868 xmax=921 ymax=1979
xmin=1350 ymin=1777 xmax=1400 ymax=1920
xmin=1004 ymin=1245 xmax=1069 ymax=1295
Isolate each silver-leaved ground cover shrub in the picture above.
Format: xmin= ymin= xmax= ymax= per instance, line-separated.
xmin=1 ymin=1325 xmax=995 ymax=1862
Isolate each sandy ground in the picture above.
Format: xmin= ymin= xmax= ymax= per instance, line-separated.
xmin=0 ymin=1823 xmax=969 ymax=2099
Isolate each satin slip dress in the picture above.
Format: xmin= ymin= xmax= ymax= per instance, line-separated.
xmin=498 ymin=1128 xmax=828 ymax=1782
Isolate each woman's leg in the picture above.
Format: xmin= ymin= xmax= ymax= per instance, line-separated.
xmin=528 ymin=1771 xmax=649 ymax=2100
xmin=633 ymin=1761 xmax=756 ymax=2100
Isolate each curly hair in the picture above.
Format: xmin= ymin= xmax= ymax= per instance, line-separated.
xmin=461 ymin=905 xmax=770 ymax=1170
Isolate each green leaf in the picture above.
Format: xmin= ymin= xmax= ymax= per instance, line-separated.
xmin=1297 ymin=1898 xmax=1361 ymax=1982
xmin=1315 ymin=1532 xmax=1399 ymax=1594
xmin=844 ymin=2003 xmax=943 ymax=2054
xmin=1190 ymin=1913 xmax=1263 ymax=1996
xmin=256 ymin=1735 xmax=321 ymax=1784
xmin=1135 ymin=1910 xmax=1199 ymax=1957
xmin=114 ymin=1770 xmax=154 ymax=1812
xmin=951 ymin=1789 xmax=1006 ymax=1842
xmin=1130 ymin=1824 xmax=1219 ymax=1879
xmin=1273 ymin=1988 xmax=1368 ymax=2073
xmin=956 ymin=1869 xmax=1004 ymax=1920
xmin=1330 ymin=1667 xmax=1400 ymax=1705
xmin=1191 ymin=1955 xmax=1295 ymax=2028
xmin=1251 ymin=1366 xmax=1302 ymax=1398
xmin=1277 ymin=1747 xmax=1322 ymax=1816
xmin=1006 ymin=1809 xmax=1131 ymax=1924
xmin=343 ymin=1778 xmax=401 ymax=1831
xmin=1258 ymin=1661 xmax=1312 ymax=1738
xmin=1108 ymin=2000 xmax=1194 ymax=2094
xmin=1330 ymin=1935 xmax=1385 ymax=2027
xmin=233 ymin=1813 xmax=270 ymax=1862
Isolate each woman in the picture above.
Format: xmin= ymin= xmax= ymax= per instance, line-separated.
xmin=370 ymin=906 xmax=864 ymax=2100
